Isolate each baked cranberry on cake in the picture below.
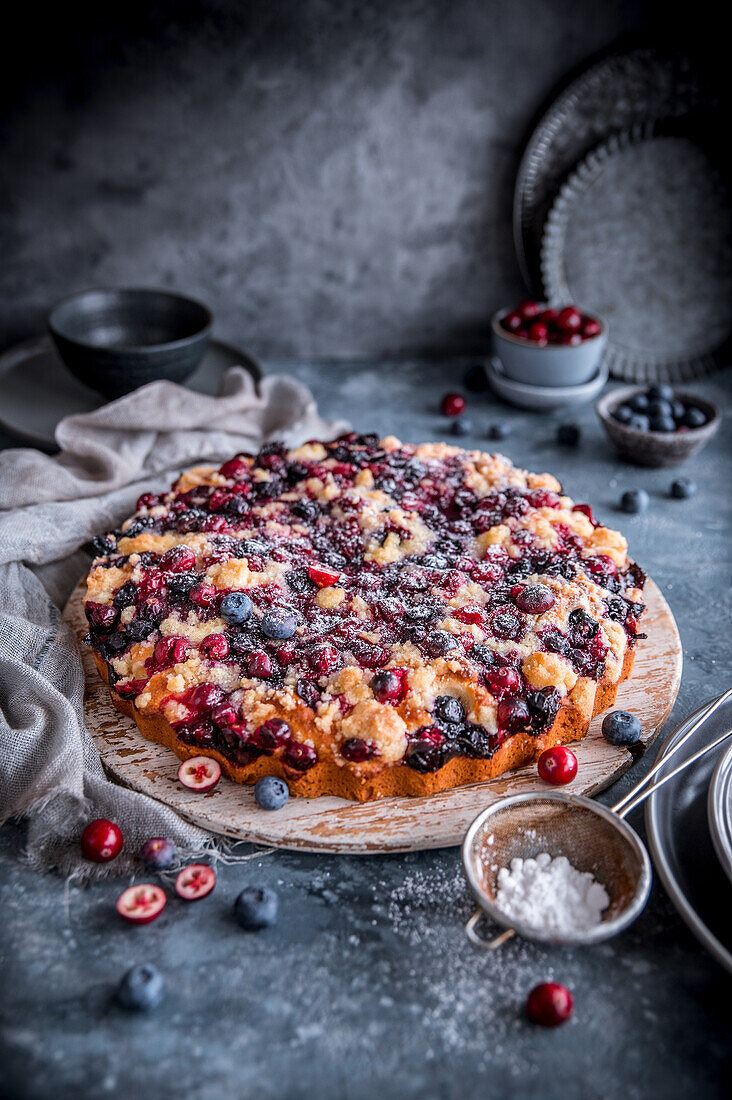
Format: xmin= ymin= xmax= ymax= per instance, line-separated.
xmin=83 ymin=434 xmax=645 ymax=801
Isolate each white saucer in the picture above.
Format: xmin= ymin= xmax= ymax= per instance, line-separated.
xmin=0 ymin=336 xmax=262 ymax=449
xmin=487 ymin=355 xmax=608 ymax=410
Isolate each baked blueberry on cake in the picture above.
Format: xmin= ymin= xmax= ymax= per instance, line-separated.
xmin=83 ymin=434 xmax=646 ymax=801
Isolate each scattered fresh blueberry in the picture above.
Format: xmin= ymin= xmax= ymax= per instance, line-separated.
xmin=613 ymin=404 xmax=634 ymax=424
xmin=234 ymin=887 xmax=279 ymax=930
xmin=116 ymin=965 xmax=165 ymax=1012
xmin=487 ymin=422 xmax=510 ymax=441
xmin=682 ymin=407 xmax=707 ymax=429
xmin=602 ymin=710 xmax=642 ymax=746
xmin=627 ymin=414 xmax=650 ymax=432
xmin=261 ymin=611 xmax=297 ymax=640
xmin=670 ymin=478 xmax=697 ymax=499
xmin=254 ymin=776 xmax=290 ymax=811
xmin=140 ymin=837 xmax=176 ymax=870
xmin=557 ymin=423 xmax=580 ymax=447
xmin=629 ymin=393 xmax=650 ymax=413
xmin=220 ymin=591 xmax=253 ymax=625
xmin=620 ymin=489 xmax=649 ymax=514
xmin=451 ymin=417 xmax=473 ymax=436
xmin=463 ymin=364 xmax=489 ymax=392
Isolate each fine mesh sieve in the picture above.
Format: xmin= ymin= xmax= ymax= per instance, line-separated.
xmin=462 ymin=688 xmax=732 ymax=948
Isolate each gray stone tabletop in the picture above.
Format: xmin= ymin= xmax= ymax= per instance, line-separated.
xmin=1 ymin=360 xmax=731 ymax=1100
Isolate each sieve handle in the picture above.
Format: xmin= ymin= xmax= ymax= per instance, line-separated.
xmin=612 ymin=688 xmax=732 ymax=819
xmin=465 ymin=908 xmax=516 ymax=950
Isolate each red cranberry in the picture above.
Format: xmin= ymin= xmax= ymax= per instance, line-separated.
xmin=219 ymin=456 xmax=248 ymax=479
xmin=190 ymin=583 xmax=218 ymax=608
xmin=556 ymin=306 xmax=582 ymax=332
xmin=471 ymin=561 xmax=505 ymax=586
xmin=161 ymin=546 xmax=196 ymax=573
xmin=175 ymin=863 xmax=216 ymax=901
xmin=454 ymin=604 xmax=486 ymax=625
xmin=247 ymin=650 xmax=273 ymax=678
xmin=497 ymin=697 xmax=531 ymax=732
xmin=178 ymin=755 xmax=221 ymax=791
xmin=583 ymin=554 xmax=617 ymax=578
xmin=136 ymin=492 xmax=160 ymax=510
xmin=440 ymin=392 xmax=466 ymax=417
xmin=517 ymin=300 xmax=542 ymax=320
xmin=539 ymin=307 xmax=559 ymax=324
xmin=309 ymin=644 xmax=339 ymax=676
xmin=202 ymin=514 xmax=231 ymax=533
xmin=85 ymin=602 xmax=119 ymax=631
xmin=341 ymin=737 xmax=376 ymax=762
xmin=502 ymin=310 xmax=523 ymax=332
xmin=527 ymin=321 xmax=549 ymax=344
xmin=308 ymin=562 xmax=341 ymax=587
xmin=115 ymin=678 xmax=149 ymax=699
xmin=537 ymin=745 xmax=578 ymax=785
xmin=527 ymin=488 xmax=561 ymax=509
xmin=80 ymin=819 xmax=123 ymax=862
xmin=154 ymin=636 xmax=190 ymax=666
xmin=211 ymin=701 xmax=239 ymax=727
xmin=484 ymin=667 xmax=521 ymax=698
xmin=515 ymin=585 xmax=555 ymax=614
xmin=557 ymin=332 xmax=582 ymax=346
xmin=116 ymin=884 xmax=167 ymax=924
xmin=209 ymin=488 xmax=233 ymax=512
xmin=275 ymin=641 xmax=296 ymax=665
xmin=283 ymin=741 xmax=318 ymax=771
xmin=199 ymin=633 xmax=230 ymax=659
xmin=526 ymin=982 xmax=573 ymax=1027
xmin=572 ymin=502 xmax=596 ymax=525
xmin=582 ymin=318 xmax=602 ymax=338
xmin=371 ymin=668 xmax=406 ymax=704
xmin=252 ymin=717 xmax=292 ymax=750
xmin=188 ymin=683 xmax=225 ymax=712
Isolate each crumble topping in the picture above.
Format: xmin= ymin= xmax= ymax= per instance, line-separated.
xmin=84 ymin=433 xmax=646 ymax=778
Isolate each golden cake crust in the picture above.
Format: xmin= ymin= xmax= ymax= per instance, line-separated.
xmin=83 ymin=435 xmax=646 ymax=801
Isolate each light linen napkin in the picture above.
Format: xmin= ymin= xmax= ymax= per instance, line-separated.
xmin=0 ymin=366 xmax=347 ymax=878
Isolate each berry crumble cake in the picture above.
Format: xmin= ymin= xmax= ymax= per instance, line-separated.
xmin=83 ymin=434 xmax=646 ymax=801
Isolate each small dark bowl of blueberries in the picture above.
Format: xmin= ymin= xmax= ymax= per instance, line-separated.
xmin=596 ymin=382 xmax=720 ymax=467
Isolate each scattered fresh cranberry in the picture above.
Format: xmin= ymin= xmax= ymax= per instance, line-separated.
xmin=526 ymin=982 xmax=573 ymax=1027
xmin=140 ymin=837 xmax=176 ymax=870
xmin=308 ymin=562 xmax=341 ymax=587
xmin=174 ymin=864 xmax=216 ymax=901
xmin=80 ymin=819 xmax=123 ymax=863
xmin=116 ymin=884 xmax=167 ymax=924
xmin=537 ymin=745 xmax=578 ymax=785
xmin=440 ymin=392 xmax=466 ymax=417
xmin=178 ymin=755 xmax=222 ymax=791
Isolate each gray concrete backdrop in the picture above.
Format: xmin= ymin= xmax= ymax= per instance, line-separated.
xmin=1 ymin=0 xmax=659 ymax=360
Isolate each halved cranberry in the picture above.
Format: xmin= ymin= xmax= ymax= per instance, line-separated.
xmin=371 ymin=668 xmax=407 ymax=704
xmin=161 ymin=546 xmax=196 ymax=573
xmin=308 ymin=562 xmax=341 ymax=587
xmin=484 ymin=667 xmax=521 ymax=698
xmin=80 ymin=819 xmax=123 ymax=862
xmin=85 ymin=602 xmax=119 ymax=631
xmin=308 ymin=644 xmax=339 ymax=676
xmin=246 ymin=650 xmax=273 ymax=678
xmin=219 ymin=456 xmax=248 ymax=479
xmin=199 ymin=633 xmax=230 ymax=659
xmin=190 ymin=582 xmax=218 ymax=608
xmin=515 ymin=585 xmax=555 ymax=614
xmin=283 ymin=741 xmax=318 ymax=771
xmin=526 ymin=982 xmax=573 ymax=1027
xmin=538 ymin=745 xmax=577 ymax=785
xmin=174 ymin=864 xmax=216 ymax=901
xmin=178 ymin=755 xmax=221 ymax=791
xmin=136 ymin=492 xmax=160 ymax=510
xmin=497 ymin=697 xmax=531 ymax=732
xmin=116 ymin=884 xmax=167 ymax=924
xmin=341 ymin=737 xmax=376 ymax=762
xmin=154 ymin=635 xmax=190 ymax=666
xmin=251 ymin=718 xmax=292 ymax=751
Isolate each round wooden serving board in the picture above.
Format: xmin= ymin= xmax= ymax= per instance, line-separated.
xmin=64 ymin=578 xmax=681 ymax=853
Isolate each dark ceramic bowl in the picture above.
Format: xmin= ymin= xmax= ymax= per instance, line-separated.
xmin=48 ymin=288 xmax=213 ymax=399
xmin=596 ymin=385 xmax=720 ymax=467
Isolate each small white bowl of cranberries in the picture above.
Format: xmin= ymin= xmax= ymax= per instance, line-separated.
xmin=491 ymin=300 xmax=606 ymax=387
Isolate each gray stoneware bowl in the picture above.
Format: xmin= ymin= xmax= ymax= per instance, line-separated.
xmin=491 ymin=306 xmax=607 ymax=387
xmin=48 ymin=288 xmax=213 ymax=399
xmin=596 ymin=385 xmax=720 ymax=467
